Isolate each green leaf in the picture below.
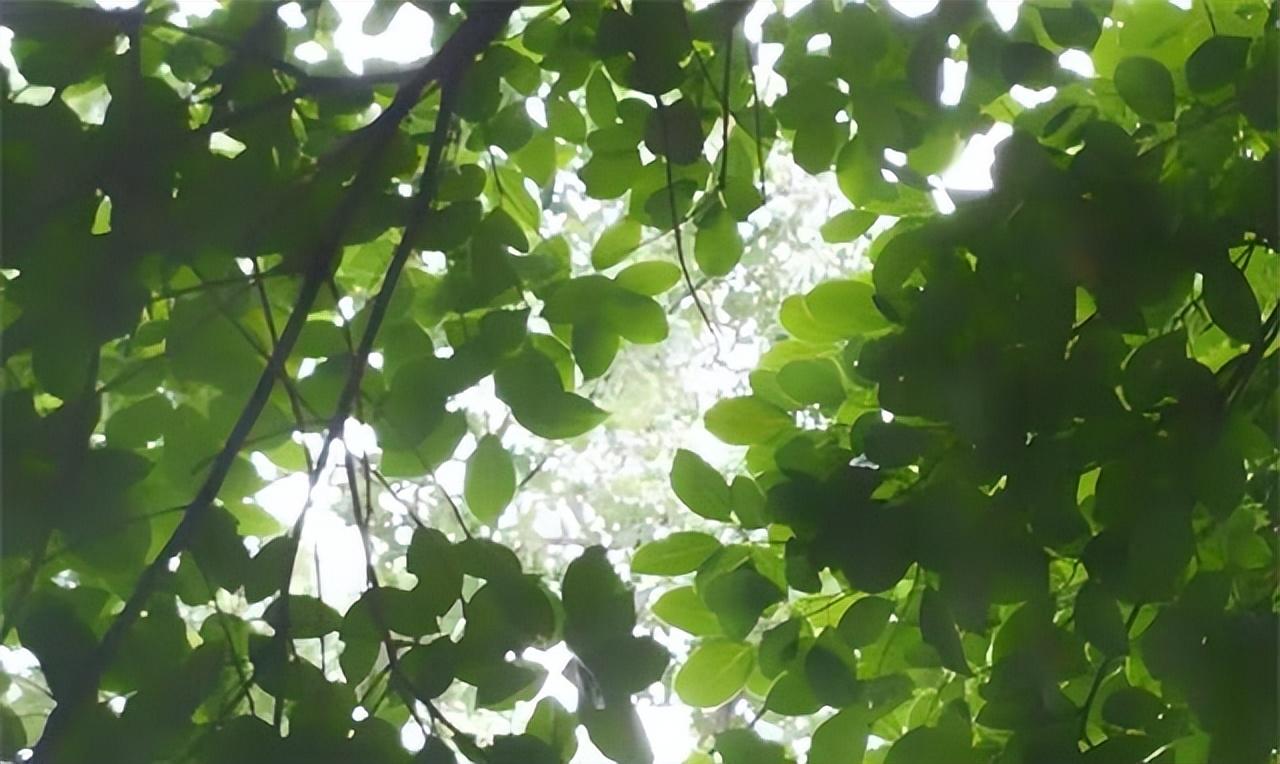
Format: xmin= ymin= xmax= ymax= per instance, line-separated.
xmin=702 ymin=566 xmax=784 ymax=640
xmin=776 ymin=358 xmax=845 ymax=408
xmin=704 ymin=397 xmax=794 ymax=445
xmin=1074 ymin=582 xmax=1129 ymax=656
xmin=1113 ymin=57 xmax=1175 ymax=122
xmin=919 ymin=589 xmax=970 ymax=675
xmin=1001 ymin=42 xmax=1056 ymax=88
xmin=1038 ymin=2 xmax=1102 ymax=50
xmin=884 ymin=726 xmax=976 ymax=764
xmin=488 ymin=100 xmax=534 ymax=152
xmin=572 ymin=323 xmax=619 ymax=380
xmin=546 ymin=96 xmax=587 ymax=143
xmin=465 ymin=434 xmax=517 ymax=525
xmin=494 ymin=347 xmax=609 ymax=439
xmin=1185 ymin=36 xmax=1250 ymax=93
xmin=793 ymin=120 xmax=843 ymax=174
xmin=837 ymin=596 xmax=895 ymax=648
xmin=1102 ymin=687 xmax=1166 ymax=730
xmin=632 ymin=532 xmax=722 ymax=575
xmin=670 ymin=449 xmax=732 ymax=521
xmin=474 ymin=660 xmax=547 ymax=708
xmin=805 ymin=280 xmax=887 ymax=337
xmin=586 ymin=68 xmax=618 ymax=126
xmin=674 ymin=638 xmax=754 ymax=707
xmin=809 ymin=707 xmax=870 ymax=764
xmin=614 ymin=261 xmax=681 ymax=295
xmin=758 ymin=619 xmax=804 ymax=678
xmin=805 ymin=635 xmax=860 ymax=707
xmin=264 ymin=595 xmax=342 ymax=639
xmin=694 ymin=202 xmax=745 ymax=277
xmin=820 ymin=210 xmax=877 ymax=243
xmin=645 ymin=99 xmax=704 ymax=165
xmin=592 ymin=219 xmax=643 ymax=270
xmin=715 ymin=728 xmax=789 ymax=764
xmin=652 ymin=586 xmax=723 ymax=636
xmin=0 ymin=704 xmax=26 ymax=758
xmin=525 ymin=698 xmax=578 ymax=763
xmin=1202 ymin=259 xmax=1261 ymax=342
xmin=398 ymin=638 xmax=457 ymax=700
xmin=578 ymin=702 xmax=653 ymax=764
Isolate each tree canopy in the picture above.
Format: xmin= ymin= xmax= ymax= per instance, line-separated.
xmin=1 ymin=0 xmax=1277 ymax=763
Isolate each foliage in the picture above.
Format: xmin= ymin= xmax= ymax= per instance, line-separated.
xmin=1 ymin=0 xmax=1277 ymax=763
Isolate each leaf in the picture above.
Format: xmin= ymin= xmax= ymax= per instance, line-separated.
xmin=805 ymin=280 xmax=887 ymax=336
xmin=578 ymin=702 xmax=653 ymax=764
xmin=702 ymin=566 xmax=784 ymax=640
xmin=919 ymin=589 xmax=970 ymax=675
xmin=546 ymin=96 xmax=587 ymax=143
xmin=264 ymin=595 xmax=342 ymax=639
xmin=837 ymin=596 xmax=895 ymax=648
xmin=1001 ymin=42 xmax=1056 ymax=88
xmin=474 ymin=660 xmax=547 ymax=708
xmin=614 ymin=261 xmax=681 ymax=295
xmin=1185 ymin=36 xmax=1250 ymax=93
xmin=809 ymin=707 xmax=870 ymax=764
xmin=586 ymin=68 xmax=618 ymax=126
xmin=644 ymin=99 xmax=704 ymax=165
xmin=715 ymin=728 xmax=790 ymax=764
xmin=592 ymin=218 xmax=643 ymax=270
xmin=1113 ymin=57 xmax=1175 ymax=122
xmin=1038 ymin=2 xmax=1102 ymax=50
xmin=1074 ymin=582 xmax=1129 ymax=656
xmin=572 ymin=323 xmax=619 ymax=380
xmin=525 ymin=698 xmax=578 ymax=763
xmin=494 ymin=347 xmax=609 ymax=439
xmin=820 ymin=210 xmax=877 ymax=243
xmin=652 ymin=586 xmax=723 ymax=636
xmin=1202 ymin=259 xmax=1261 ymax=342
xmin=694 ymin=203 xmax=745 ymax=277
xmin=703 ymin=397 xmax=794 ymax=445
xmin=674 ymin=639 xmax=754 ymax=707
xmin=805 ymin=635 xmax=860 ymax=707
xmin=465 ymin=434 xmax=516 ymax=525
xmin=632 ymin=532 xmax=722 ymax=575
xmin=1102 ymin=687 xmax=1165 ymax=730
xmin=758 ymin=619 xmax=804 ymax=678
xmin=670 ymin=449 xmax=733 ymax=521
xmin=777 ymin=358 xmax=845 ymax=408
xmin=0 ymin=704 xmax=26 ymax=758
xmin=398 ymin=638 xmax=457 ymax=700
xmin=884 ymin=726 xmax=976 ymax=764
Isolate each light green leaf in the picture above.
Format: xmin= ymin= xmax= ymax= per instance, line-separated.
xmin=632 ymin=532 xmax=722 ymax=575
xmin=591 ymin=218 xmax=643 ymax=270
xmin=670 ymin=449 xmax=732 ymax=521
xmin=820 ymin=210 xmax=877 ymax=243
xmin=674 ymin=639 xmax=754 ymax=707
xmin=694 ymin=203 xmax=744 ymax=277
xmin=704 ymin=396 xmax=794 ymax=445
xmin=652 ymin=586 xmax=723 ymax=636
xmin=465 ymin=435 xmax=516 ymax=525
xmin=614 ymin=261 xmax=681 ymax=295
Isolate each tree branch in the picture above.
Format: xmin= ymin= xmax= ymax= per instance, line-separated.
xmin=29 ymin=7 xmax=515 ymax=757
